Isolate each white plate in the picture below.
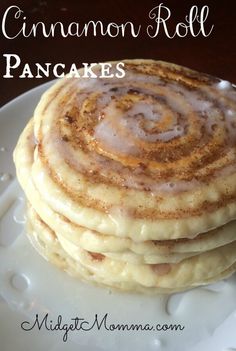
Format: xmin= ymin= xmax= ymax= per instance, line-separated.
xmin=0 ymin=83 xmax=236 ymax=351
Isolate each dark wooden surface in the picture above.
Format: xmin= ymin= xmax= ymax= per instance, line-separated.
xmin=1 ymin=0 xmax=236 ymax=107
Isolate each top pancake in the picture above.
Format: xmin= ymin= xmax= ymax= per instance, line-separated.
xmin=28 ymin=60 xmax=236 ymax=240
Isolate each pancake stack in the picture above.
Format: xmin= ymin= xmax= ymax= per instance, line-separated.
xmin=14 ymin=59 xmax=236 ymax=293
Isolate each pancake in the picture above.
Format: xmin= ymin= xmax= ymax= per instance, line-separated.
xmin=26 ymin=204 xmax=236 ymax=294
xmin=14 ymin=120 xmax=236 ymax=265
xmin=13 ymin=59 xmax=236 ymax=293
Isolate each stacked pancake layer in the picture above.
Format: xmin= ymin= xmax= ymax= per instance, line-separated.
xmin=14 ymin=59 xmax=236 ymax=293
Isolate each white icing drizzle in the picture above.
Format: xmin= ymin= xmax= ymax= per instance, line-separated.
xmin=95 ymin=117 xmax=138 ymax=155
xmin=125 ymin=101 xmax=184 ymax=142
xmin=128 ymin=101 xmax=161 ymax=121
xmin=95 ymin=96 xmax=185 ymax=148
xmin=186 ymin=93 xmax=212 ymax=112
xmin=149 ymin=179 xmax=201 ymax=194
xmin=155 ymin=126 xmax=184 ymax=142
